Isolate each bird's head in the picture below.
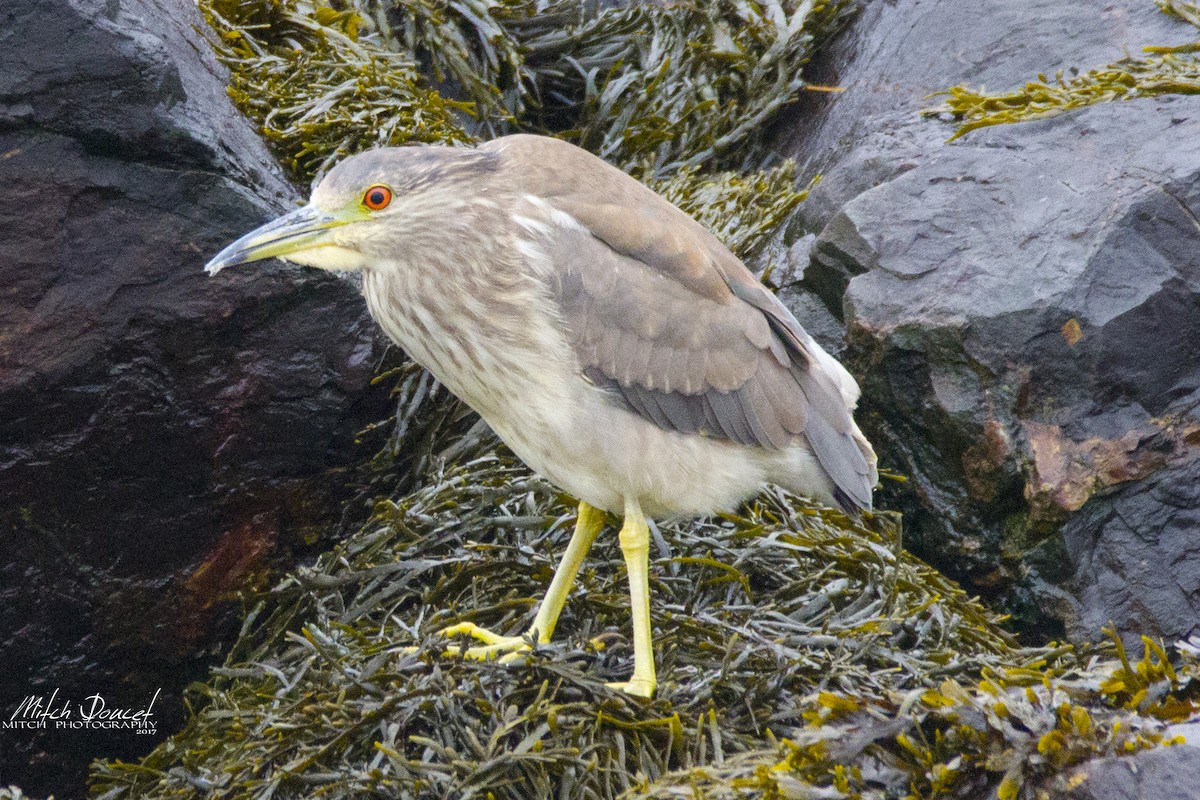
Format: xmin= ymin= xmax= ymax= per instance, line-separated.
xmin=205 ymin=145 xmax=499 ymax=275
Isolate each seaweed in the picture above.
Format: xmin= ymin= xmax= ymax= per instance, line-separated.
xmin=351 ymin=0 xmax=527 ymax=129
xmin=200 ymin=0 xmax=474 ymax=179
xmin=928 ymin=0 xmax=1200 ymax=141
xmin=88 ymin=419 xmax=1199 ymax=798
xmin=1160 ymin=0 xmax=1200 ymax=29
xmin=352 ymin=0 xmax=857 ymax=173
xmin=202 ymin=0 xmax=856 ymax=181
xmin=649 ymin=164 xmax=813 ymax=262
xmin=501 ymin=0 xmax=858 ymax=174
xmin=87 ymin=435 xmax=1075 ymax=800
xmin=630 ymin=656 xmax=1193 ymax=800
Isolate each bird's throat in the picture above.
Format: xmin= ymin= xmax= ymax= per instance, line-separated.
xmin=283 ymin=245 xmax=365 ymax=272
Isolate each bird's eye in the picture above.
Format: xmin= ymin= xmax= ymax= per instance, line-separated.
xmin=363 ymin=185 xmax=392 ymax=211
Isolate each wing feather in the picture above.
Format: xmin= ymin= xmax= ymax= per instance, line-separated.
xmin=648 ymin=386 xmax=703 ymax=435
xmin=742 ymin=379 xmax=788 ymax=451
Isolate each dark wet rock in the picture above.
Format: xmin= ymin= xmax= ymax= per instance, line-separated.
xmin=770 ymin=0 xmax=1200 ymax=641
xmin=1062 ymin=455 xmax=1200 ymax=644
xmin=0 ymin=0 xmax=389 ymax=795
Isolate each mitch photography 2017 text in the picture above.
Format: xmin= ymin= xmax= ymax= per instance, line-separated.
xmin=5 ymin=688 xmax=160 ymax=732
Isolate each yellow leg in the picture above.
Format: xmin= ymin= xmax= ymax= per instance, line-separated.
xmin=437 ymin=501 xmax=606 ymax=662
xmin=529 ymin=501 xmax=606 ymax=642
xmin=606 ymin=497 xmax=657 ymax=698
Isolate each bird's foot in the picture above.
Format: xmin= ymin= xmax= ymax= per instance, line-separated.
xmin=437 ymin=621 xmax=531 ymax=664
xmin=605 ymin=678 xmax=656 ymax=698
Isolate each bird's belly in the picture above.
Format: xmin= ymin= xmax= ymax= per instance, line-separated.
xmin=485 ymin=383 xmax=831 ymax=518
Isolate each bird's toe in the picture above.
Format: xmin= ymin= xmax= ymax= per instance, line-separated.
xmin=437 ymin=621 xmax=512 ymax=645
xmin=437 ymin=621 xmax=531 ymax=661
xmin=444 ymin=640 xmax=531 ymax=661
xmin=605 ymin=678 xmax=656 ymax=698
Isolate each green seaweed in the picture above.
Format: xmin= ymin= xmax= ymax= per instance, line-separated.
xmin=632 ymin=629 xmax=1200 ymax=799
xmin=501 ymin=0 xmax=858 ymax=174
xmin=649 ymin=164 xmax=813 ymax=261
xmin=201 ymin=0 xmax=474 ymax=179
xmin=88 ymin=416 xmax=1199 ymax=798
xmin=202 ymin=0 xmax=856 ymax=181
xmin=629 ymin=661 xmax=1191 ymax=800
xmin=929 ymin=0 xmax=1200 ymax=141
xmin=352 ymin=0 xmax=857 ymax=173
xmin=87 ymin=430 xmax=1071 ymax=799
xmin=351 ymin=0 xmax=526 ymax=128
xmin=1161 ymin=0 xmax=1200 ymax=27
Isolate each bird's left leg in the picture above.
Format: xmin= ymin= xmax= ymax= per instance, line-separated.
xmin=438 ymin=501 xmax=606 ymax=662
xmin=605 ymin=497 xmax=657 ymax=698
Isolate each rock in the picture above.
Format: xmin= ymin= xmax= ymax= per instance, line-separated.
xmin=769 ymin=0 xmax=1200 ymax=640
xmin=0 ymin=0 xmax=390 ymax=795
xmin=1062 ymin=457 xmax=1200 ymax=644
xmin=1064 ymin=745 xmax=1200 ymax=800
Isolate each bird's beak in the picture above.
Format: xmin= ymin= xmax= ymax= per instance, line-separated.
xmin=204 ymin=204 xmax=363 ymax=275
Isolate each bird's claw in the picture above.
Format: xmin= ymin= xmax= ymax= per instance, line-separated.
xmin=437 ymin=621 xmax=531 ymax=662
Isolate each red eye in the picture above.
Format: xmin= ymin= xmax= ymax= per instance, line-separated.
xmin=364 ymin=185 xmax=392 ymax=210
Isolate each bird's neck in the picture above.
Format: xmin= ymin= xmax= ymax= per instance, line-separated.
xmin=360 ymin=256 xmax=568 ymax=418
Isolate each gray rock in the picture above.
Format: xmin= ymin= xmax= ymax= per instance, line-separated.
xmin=0 ymin=0 xmax=388 ymax=795
xmin=1064 ymin=745 xmax=1200 ymax=800
xmin=1063 ymin=455 xmax=1200 ymax=644
xmin=769 ymin=0 xmax=1200 ymax=640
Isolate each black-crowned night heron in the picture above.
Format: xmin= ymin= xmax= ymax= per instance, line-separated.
xmin=206 ymin=134 xmax=877 ymax=697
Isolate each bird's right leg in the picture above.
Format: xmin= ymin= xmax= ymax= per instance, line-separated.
xmin=605 ymin=497 xmax=657 ymax=698
xmin=438 ymin=501 xmax=606 ymax=662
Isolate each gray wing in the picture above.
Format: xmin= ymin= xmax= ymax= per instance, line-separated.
xmin=488 ymin=135 xmax=876 ymax=511
xmin=552 ymin=219 xmax=804 ymax=448
xmin=542 ymin=203 xmax=876 ymax=512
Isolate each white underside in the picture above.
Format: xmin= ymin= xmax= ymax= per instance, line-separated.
xmin=490 ymin=379 xmax=836 ymax=517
